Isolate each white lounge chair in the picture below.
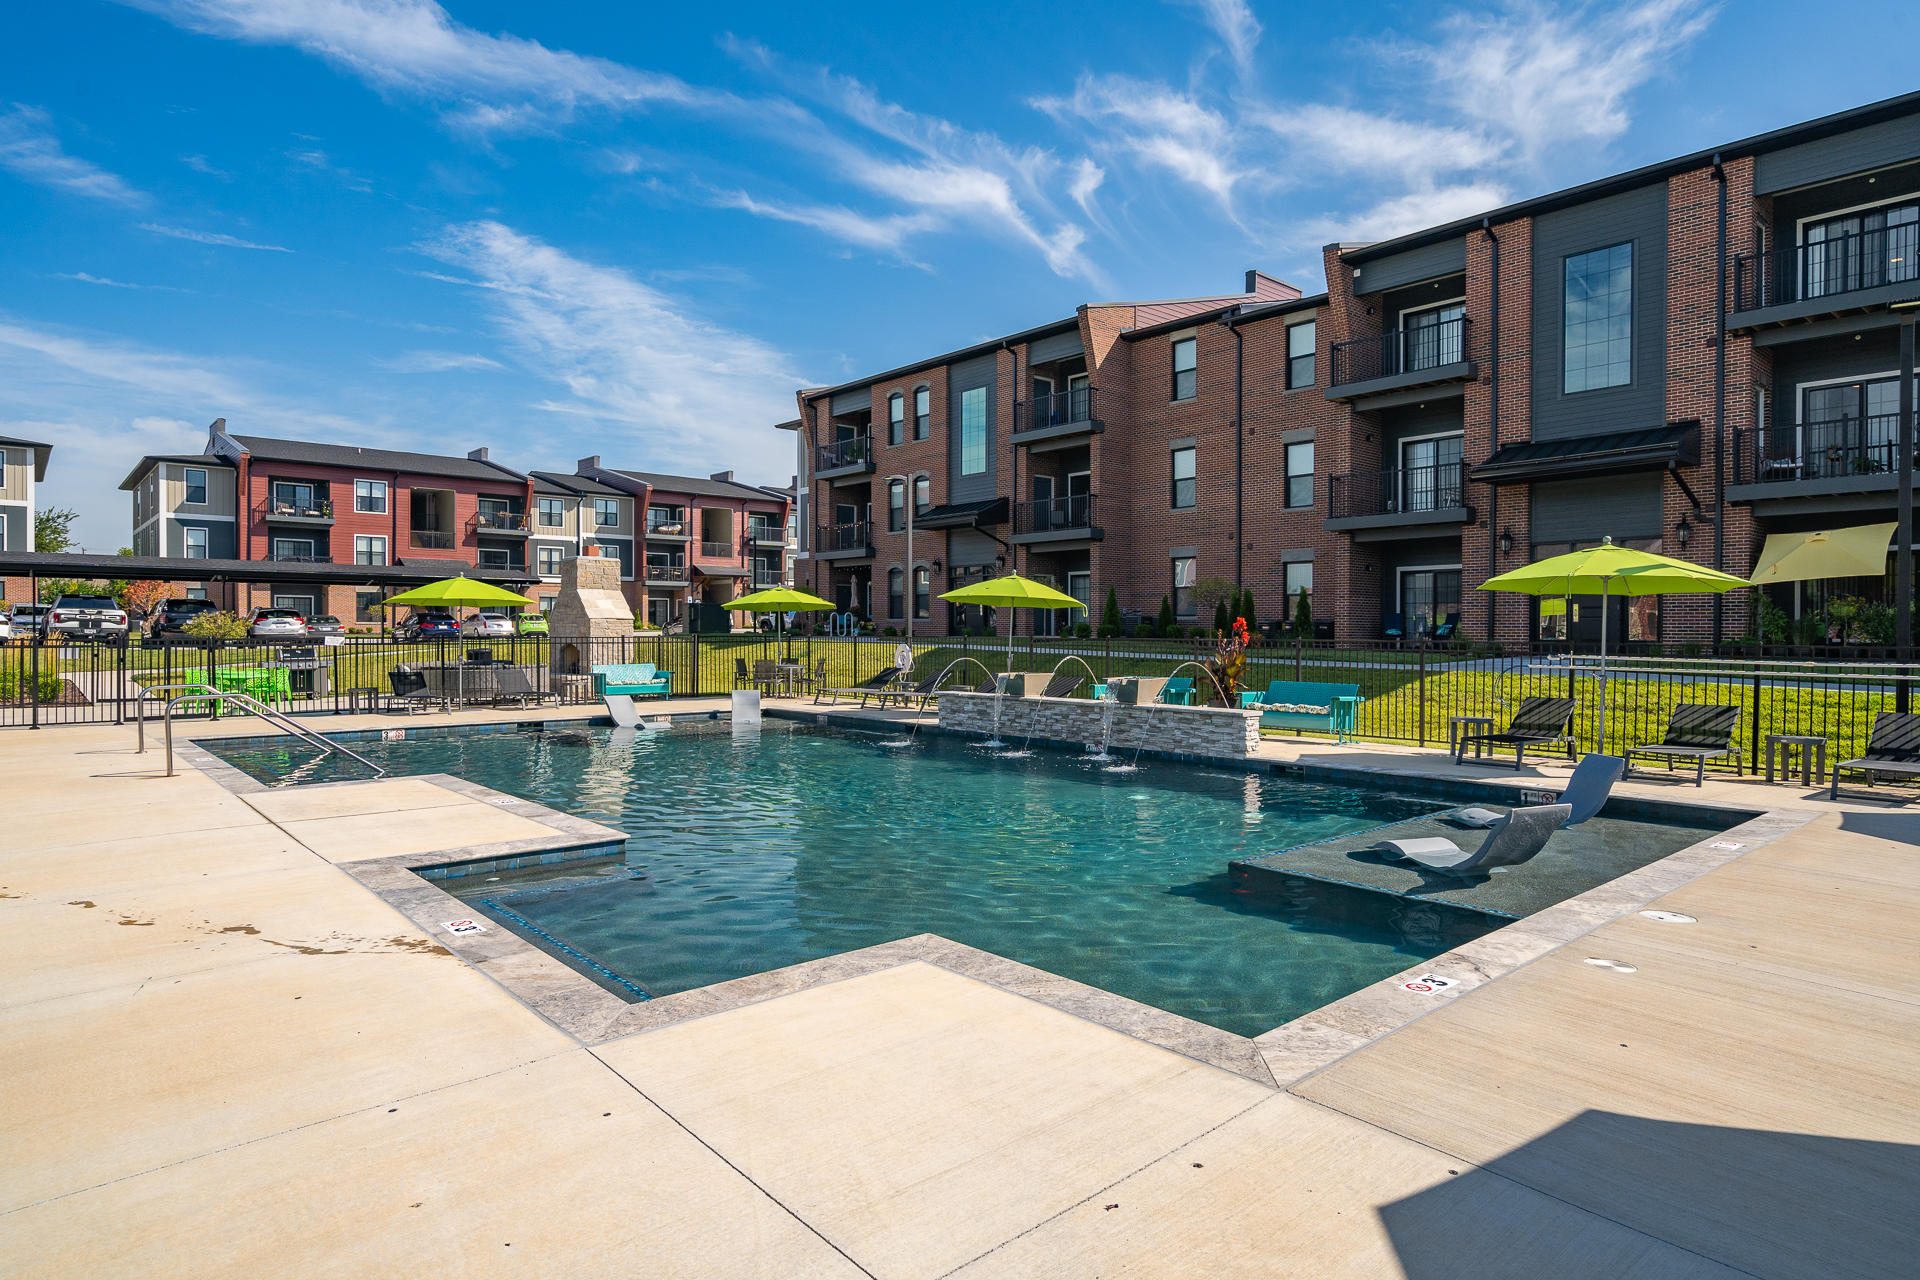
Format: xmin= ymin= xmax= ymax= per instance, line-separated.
xmin=1371 ymin=804 xmax=1571 ymax=873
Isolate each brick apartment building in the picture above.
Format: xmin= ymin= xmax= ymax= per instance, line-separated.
xmin=787 ymin=90 xmax=1920 ymax=649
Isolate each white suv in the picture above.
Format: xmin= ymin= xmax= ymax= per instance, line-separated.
xmin=247 ymin=607 xmax=309 ymax=640
xmin=45 ymin=595 xmax=129 ymax=641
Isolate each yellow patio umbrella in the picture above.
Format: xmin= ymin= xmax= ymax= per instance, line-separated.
xmin=727 ymin=586 xmax=834 ymax=657
xmin=375 ymin=574 xmax=536 ymax=704
xmin=941 ymin=573 xmax=1086 ymax=744
xmin=1749 ymin=523 xmax=1898 ymax=585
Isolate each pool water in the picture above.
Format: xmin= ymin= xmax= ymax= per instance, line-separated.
xmin=211 ymin=721 xmax=1499 ymax=1036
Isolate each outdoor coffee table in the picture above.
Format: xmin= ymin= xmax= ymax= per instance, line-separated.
xmin=1766 ymin=734 xmax=1827 ymax=785
xmin=1449 ymin=715 xmax=1495 ymax=760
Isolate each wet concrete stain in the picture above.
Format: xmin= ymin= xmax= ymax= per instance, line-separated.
xmin=197 ymin=923 xmax=452 ymax=958
xmin=217 ymin=924 xmax=261 ymax=935
xmin=116 ymin=917 xmax=156 ymax=927
xmin=67 ymin=900 xmax=96 ymax=908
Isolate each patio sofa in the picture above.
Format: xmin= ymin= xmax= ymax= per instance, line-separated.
xmin=1240 ymin=680 xmax=1363 ymax=741
xmin=593 ymin=663 xmax=672 ymax=700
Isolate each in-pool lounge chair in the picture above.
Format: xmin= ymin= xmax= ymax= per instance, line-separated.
xmin=1557 ymin=753 xmax=1626 ymax=825
xmin=1372 ymin=804 xmax=1570 ymax=874
xmin=1624 ymin=704 xmax=1741 ymax=786
xmin=816 ymin=665 xmax=901 ymax=706
xmin=1454 ymin=697 xmax=1578 ymax=769
xmin=1830 ymin=711 xmax=1920 ymax=799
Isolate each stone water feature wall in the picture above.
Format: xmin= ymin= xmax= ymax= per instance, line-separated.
xmin=937 ymin=692 xmax=1261 ymax=757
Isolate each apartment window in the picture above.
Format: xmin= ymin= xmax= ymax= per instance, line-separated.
xmin=354 ymin=535 xmax=387 ymax=566
xmin=914 ymin=475 xmax=931 ymax=516
xmin=913 ymin=566 xmax=931 ymax=619
xmin=355 ymin=590 xmax=382 ymax=624
xmin=1171 ymin=556 xmax=1197 ymax=617
xmin=537 ymin=545 xmax=563 ymax=576
xmin=354 ymin=479 xmax=387 ymax=514
xmin=1286 ymin=322 xmax=1316 ymax=388
xmin=1171 ymin=336 xmax=1197 ymax=401
xmin=1564 ymin=242 xmax=1632 ymax=393
xmin=184 ymin=467 xmax=208 ymax=505
xmin=913 ymin=386 xmax=931 ymax=440
xmin=538 ymin=497 xmax=565 ymax=528
xmin=888 ymin=567 xmax=905 ymax=619
xmin=888 ymin=478 xmax=905 ymax=532
xmin=888 ymin=392 xmax=905 ymax=446
xmin=185 ymin=587 xmax=207 ymax=601
xmin=184 ymin=526 xmax=208 ymax=560
xmin=594 ymin=497 xmax=620 ymax=528
xmin=478 ymin=547 xmax=512 ymax=570
xmin=1399 ymin=567 xmax=1462 ymax=635
xmin=1170 ymin=446 xmax=1196 ymax=509
xmin=960 ymin=386 xmax=987 ymax=475
xmin=1285 ymin=441 xmax=1314 ymax=508
xmin=271 ymin=537 xmax=314 ymax=561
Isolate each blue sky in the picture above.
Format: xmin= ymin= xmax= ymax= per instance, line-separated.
xmin=2 ymin=0 xmax=1916 ymax=550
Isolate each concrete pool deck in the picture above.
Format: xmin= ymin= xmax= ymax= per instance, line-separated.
xmin=1 ymin=701 xmax=1915 ymax=1276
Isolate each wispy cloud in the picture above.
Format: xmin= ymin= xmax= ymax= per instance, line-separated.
xmin=51 ymin=271 xmax=193 ymax=292
xmin=286 ymin=146 xmax=373 ymax=192
xmin=1182 ymin=0 xmax=1261 ymax=78
xmin=0 ymin=104 xmax=147 ymax=205
xmin=375 ymin=349 xmax=504 ymax=373
xmin=713 ymin=191 xmax=938 ymax=259
xmin=416 ymin=221 xmax=806 ymax=480
xmin=180 ymin=152 xmax=229 ymax=178
xmin=139 ymin=222 xmax=293 ymax=252
xmin=1036 ymin=75 xmax=1249 ymax=218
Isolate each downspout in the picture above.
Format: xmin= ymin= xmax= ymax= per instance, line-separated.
xmin=1481 ymin=218 xmax=1500 ymax=643
xmin=1002 ymin=339 xmax=1019 ymax=579
xmin=1710 ymin=154 xmax=1730 ymax=645
xmin=1219 ymin=308 xmax=1245 ymax=590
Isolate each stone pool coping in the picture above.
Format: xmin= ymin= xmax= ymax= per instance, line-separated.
xmin=177 ymin=710 xmax=1813 ymax=1090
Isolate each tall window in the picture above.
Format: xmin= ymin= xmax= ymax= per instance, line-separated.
xmin=1170 ymin=446 xmax=1196 ymax=509
xmin=1400 ymin=567 xmax=1462 ymax=634
xmin=354 ymin=479 xmax=387 ymax=513
xmin=960 ymin=386 xmax=987 ymax=475
xmin=355 ymin=590 xmax=381 ymax=624
xmin=1171 ymin=336 xmax=1197 ymax=400
xmin=590 ymin=497 xmax=618 ymax=528
xmin=1284 ymin=562 xmax=1313 ymax=614
xmin=354 ymin=535 xmax=387 ymax=566
xmin=888 ymin=392 xmax=905 ymax=446
xmin=887 ymin=567 xmax=904 ymax=618
xmin=913 ymin=386 xmax=931 ymax=440
xmin=1286 ymin=322 xmax=1315 ymax=388
xmin=1564 ymin=242 xmax=1632 ymax=393
xmin=184 ymin=526 xmax=208 ymax=559
xmin=913 ymin=566 xmax=930 ymax=619
xmin=887 ymin=478 xmax=905 ymax=532
xmin=1402 ymin=303 xmax=1465 ymax=371
xmin=1285 ymin=441 xmax=1314 ymax=508
xmin=1171 ymin=556 xmax=1197 ymax=617
xmin=184 ymin=467 xmax=208 ymax=505
xmin=914 ymin=475 xmax=931 ymax=515
xmin=538 ymin=497 xmax=565 ymax=528
xmin=537 ymin=545 xmax=563 ymax=576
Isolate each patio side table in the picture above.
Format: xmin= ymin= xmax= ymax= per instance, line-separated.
xmin=1766 ymin=734 xmax=1827 ymax=785
xmin=1450 ymin=715 xmax=1495 ymax=760
xmin=344 ymin=686 xmax=384 ymax=714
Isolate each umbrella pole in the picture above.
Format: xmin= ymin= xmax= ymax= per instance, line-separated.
xmin=1597 ymin=586 xmax=1609 ymax=755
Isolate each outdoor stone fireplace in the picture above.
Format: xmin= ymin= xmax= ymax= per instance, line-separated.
xmin=547 ymin=554 xmax=631 ymax=676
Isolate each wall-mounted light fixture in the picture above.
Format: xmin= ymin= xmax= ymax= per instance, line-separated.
xmin=1676 ymin=514 xmax=1692 ymax=548
xmin=1499 ymin=527 xmax=1513 ymax=556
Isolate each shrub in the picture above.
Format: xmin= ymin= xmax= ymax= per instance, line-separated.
xmin=0 ymin=669 xmax=63 ymax=703
xmin=1101 ymin=587 xmax=1122 ymax=632
xmin=1073 ymin=620 xmax=1092 ymax=639
xmin=1238 ymin=588 xmax=1256 ymax=632
xmin=181 ymin=610 xmax=250 ymax=641
xmin=1788 ymin=613 xmax=1825 ymax=646
xmin=1156 ymin=595 xmax=1175 ymax=636
xmin=1212 ymin=598 xmax=1230 ymax=636
xmin=883 ymin=625 xmax=898 ymax=636
xmin=1292 ymin=590 xmax=1313 ymax=636
xmin=1858 ymin=601 xmax=1896 ymax=646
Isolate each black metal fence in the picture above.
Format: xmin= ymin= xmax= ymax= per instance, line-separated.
xmin=1328 ymin=462 xmax=1465 ymax=519
xmin=1330 ymin=316 xmax=1469 ymax=387
xmin=1732 ymin=416 xmax=1905 ymax=484
xmin=1733 ymin=224 xmax=1920 ymax=312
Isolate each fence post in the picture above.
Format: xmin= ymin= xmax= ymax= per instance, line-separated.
xmin=204 ymin=640 xmax=218 ymax=720
xmin=29 ymin=636 xmax=40 ymax=730
xmin=1417 ymin=644 xmax=1428 ymax=748
xmin=114 ymin=639 xmax=126 ymax=725
xmin=1750 ymin=669 xmax=1763 ymax=776
xmin=693 ymin=634 xmax=703 ymax=696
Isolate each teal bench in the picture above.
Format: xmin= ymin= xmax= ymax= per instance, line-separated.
xmin=593 ymin=663 xmax=672 ymax=700
xmin=1239 ymin=680 xmax=1363 ymax=742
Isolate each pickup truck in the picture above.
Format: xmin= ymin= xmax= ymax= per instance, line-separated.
xmin=45 ymin=594 xmax=129 ymax=641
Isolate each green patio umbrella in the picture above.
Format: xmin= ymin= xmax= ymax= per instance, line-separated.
xmin=1477 ymin=536 xmax=1748 ymax=750
xmin=727 ymin=586 xmax=833 ymax=659
xmin=376 ymin=575 xmax=536 ymax=704
xmin=941 ymin=574 xmax=1086 ymax=744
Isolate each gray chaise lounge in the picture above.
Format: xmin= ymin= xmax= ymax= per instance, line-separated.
xmin=1624 ymin=704 xmax=1741 ymax=786
xmin=1372 ymin=803 xmax=1571 ymax=873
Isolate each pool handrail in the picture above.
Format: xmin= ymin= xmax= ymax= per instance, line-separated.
xmin=159 ymin=689 xmax=386 ymax=780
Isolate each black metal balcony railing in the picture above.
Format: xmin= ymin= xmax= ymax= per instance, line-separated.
xmin=645 ymin=559 xmax=690 ymax=583
xmin=699 ymin=540 xmax=734 ymax=558
xmin=1733 ymin=225 xmax=1920 ymax=313
xmin=477 ymin=554 xmax=526 ymax=572
xmin=263 ymin=496 xmax=333 ymax=520
xmin=410 ymin=529 xmax=455 ymax=550
xmin=1328 ymin=462 xmax=1465 ymax=520
xmin=751 ymin=569 xmax=783 ymax=589
xmin=472 ymin=509 xmax=530 ymax=533
xmin=1012 ymin=493 xmax=1096 ymax=535
xmin=817 ymin=521 xmax=871 ymax=553
xmin=646 ymin=512 xmax=688 ymax=535
xmin=816 ymin=435 xmax=873 ymax=471
xmin=747 ymin=522 xmax=784 ymax=543
xmin=1330 ymin=316 xmax=1470 ymax=387
xmin=1734 ymin=416 xmax=1907 ymax=485
xmin=266 ymin=552 xmax=329 ymax=563
xmin=1014 ymin=386 xmax=1097 ymax=434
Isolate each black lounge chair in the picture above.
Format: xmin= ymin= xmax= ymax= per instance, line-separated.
xmin=1625 ymin=704 xmax=1741 ymax=786
xmin=1038 ymin=670 xmax=1086 ymax=698
xmin=1454 ymin=696 xmax=1577 ymax=769
xmin=386 ymin=668 xmax=449 ymax=715
xmin=879 ymin=671 xmax=948 ymax=710
xmin=1830 ymin=712 xmax=1920 ymax=799
xmin=487 ymin=667 xmax=554 ymax=709
xmin=816 ymin=665 xmax=901 ymax=706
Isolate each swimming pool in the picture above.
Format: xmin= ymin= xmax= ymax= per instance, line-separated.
xmin=213 ymin=721 xmax=1509 ymax=1036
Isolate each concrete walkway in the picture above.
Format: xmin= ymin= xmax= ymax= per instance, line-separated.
xmin=1 ymin=710 xmax=1914 ymax=1277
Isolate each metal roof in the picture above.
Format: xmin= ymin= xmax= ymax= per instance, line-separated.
xmin=613 ymin=470 xmax=790 ymax=503
xmin=231 ymin=434 xmax=528 ymax=483
xmin=529 ymin=470 xmax=630 ymax=498
xmin=117 ymin=454 xmax=231 ymax=491
xmin=0 ymin=434 xmax=54 ymax=482
xmin=1471 ymin=422 xmax=1700 ymax=485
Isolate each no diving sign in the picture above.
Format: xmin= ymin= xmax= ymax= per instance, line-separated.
xmin=442 ymin=918 xmax=487 ymax=936
xmin=1402 ymin=974 xmax=1454 ymax=994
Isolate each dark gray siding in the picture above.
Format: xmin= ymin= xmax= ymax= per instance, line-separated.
xmin=1027 ymin=329 xmax=1084 ymax=365
xmin=1529 ymin=473 xmax=1661 ymax=542
xmin=1771 ymin=159 xmax=1920 ymax=229
xmin=168 ymin=517 xmax=237 ymax=559
xmin=1382 ymin=277 xmax=1466 ymax=327
xmin=1379 ymin=400 xmax=1466 ymax=455
xmin=1756 ymin=115 xmax=1920 ymax=194
xmin=1356 ymin=237 xmax=1467 ymax=294
xmin=946 ymin=529 xmax=998 ymax=566
xmin=1770 ymin=330 xmax=1904 ymax=426
xmin=828 ymin=386 xmax=871 ymax=415
xmin=1 ymin=506 xmax=26 ymax=554
xmin=947 ymin=353 xmax=999 ymax=503
xmin=1529 ymin=184 xmax=1669 ymax=441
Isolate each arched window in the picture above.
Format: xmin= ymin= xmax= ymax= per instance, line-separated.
xmin=888 ymin=392 xmax=905 ymax=446
xmin=913 ymin=385 xmax=931 ymax=440
xmin=887 ymin=478 xmax=905 ymax=532
xmin=912 ymin=565 xmax=931 ymax=619
xmin=887 ymin=566 xmax=905 ymax=619
xmin=914 ymin=474 xmax=931 ymax=515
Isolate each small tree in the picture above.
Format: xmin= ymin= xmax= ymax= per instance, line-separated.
xmin=182 ymin=610 xmax=250 ymax=641
xmin=1292 ymin=589 xmax=1313 ymax=637
xmin=1212 ymin=597 xmax=1231 ymax=635
xmin=120 ymin=579 xmax=170 ymax=617
xmin=1238 ymin=588 xmax=1257 ymax=632
xmin=1157 ymin=594 xmax=1176 ymax=636
xmin=1100 ymin=587 xmax=1122 ymax=638
xmin=34 ymin=507 xmax=80 ymax=554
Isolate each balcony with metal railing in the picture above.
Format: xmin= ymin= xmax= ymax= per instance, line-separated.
xmin=815 ymin=435 xmax=875 ymax=479
xmin=751 ymin=567 xmax=784 ymax=589
xmin=814 ymin=521 xmax=874 ymax=559
xmin=1729 ymin=416 xmax=1910 ymax=503
xmin=1327 ymin=462 xmax=1471 ymax=533
xmin=409 ymin=529 xmax=455 ymax=550
xmin=699 ymin=540 xmax=734 ymax=559
xmin=259 ymin=495 xmax=334 ymax=526
xmin=470 ymin=508 xmax=532 ymax=537
xmin=747 ymin=520 xmax=785 ymax=545
xmin=1013 ymin=386 xmax=1101 ymax=444
xmin=1731 ymin=224 xmax=1920 ymax=326
xmin=1010 ymin=493 xmax=1100 ymax=544
xmin=1327 ymin=317 xmax=1474 ymax=400
xmin=644 ymin=557 xmax=690 ymax=586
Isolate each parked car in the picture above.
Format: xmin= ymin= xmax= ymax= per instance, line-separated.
xmin=400 ymin=610 xmax=460 ymax=641
xmin=8 ymin=603 xmax=49 ymax=639
xmin=45 ymin=595 xmax=130 ymax=642
xmin=461 ymin=612 xmax=515 ymax=638
xmin=305 ymin=614 xmax=346 ymax=639
xmin=247 ymin=607 xmax=308 ymax=640
xmin=148 ymin=597 xmax=219 ymax=638
xmin=514 ymin=612 xmax=550 ymax=636
xmin=0 ymin=614 xmax=9 ymax=641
